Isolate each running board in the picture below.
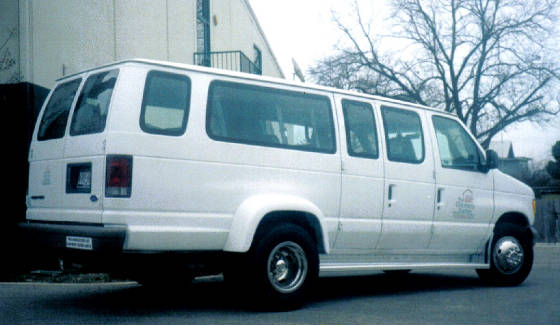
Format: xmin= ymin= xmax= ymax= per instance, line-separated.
xmin=319 ymin=262 xmax=489 ymax=277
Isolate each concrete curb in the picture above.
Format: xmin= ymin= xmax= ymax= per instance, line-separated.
xmin=535 ymin=243 xmax=560 ymax=247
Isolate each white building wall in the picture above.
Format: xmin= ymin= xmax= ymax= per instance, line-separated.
xmin=22 ymin=0 xmax=115 ymax=88
xmin=17 ymin=0 xmax=283 ymax=89
xmin=167 ymin=0 xmax=197 ymax=63
xmin=211 ymin=0 xmax=283 ymax=77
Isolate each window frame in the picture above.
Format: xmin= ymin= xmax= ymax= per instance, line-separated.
xmin=381 ymin=105 xmax=426 ymax=164
xmin=341 ymin=99 xmax=379 ymax=159
xmin=139 ymin=70 xmax=192 ymax=137
xmin=206 ymin=80 xmax=337 ymax=154
xmin=253 ymin=45 xmax=262 ymax=74
xmin=431 ymin=115 xmax=486 ymax=172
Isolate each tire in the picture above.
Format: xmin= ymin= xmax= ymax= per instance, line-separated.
xmin=228 ymin=224 xmax=318 ymax=310
xmin=477 ymin=223 xmax=533 ymax=286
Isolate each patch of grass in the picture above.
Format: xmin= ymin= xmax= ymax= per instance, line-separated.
xmin=5 ymin=270 xmax=125 ymax=283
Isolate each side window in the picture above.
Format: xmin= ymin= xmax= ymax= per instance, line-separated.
xmin=38 ymin=78 xmax=82 ymax=141
xmin=342 ymin=99 xmax=378 ymax=159
xmin=140 ymin=71 xmax=191 ymax=136
xmin=381 ymin=106 xmax=425 ymax=164
xmin=70 ymin=69 xmax=118 ymax=136
xmin=432 ymin=116 xmax=482 ymax=171
xmin=207 ymin=81 xmax=336 ymax=153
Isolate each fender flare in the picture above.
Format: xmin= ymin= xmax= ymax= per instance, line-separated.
xmin=223 ymin=194 xmax=330 ymax=253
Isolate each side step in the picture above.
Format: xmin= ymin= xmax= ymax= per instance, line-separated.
xmin=319 ymin=262 xmax=489 ymax=277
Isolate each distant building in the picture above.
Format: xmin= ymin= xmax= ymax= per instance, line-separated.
xmin=489 ymin=140 xmax=531 ymax=180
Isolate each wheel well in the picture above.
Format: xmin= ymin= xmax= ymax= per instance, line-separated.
xmin=495 ymin=212 xmax=530 ymax=229
xmin=483 ymin=212 xmax=533 ymax=264
xmin=253 ymin=211 xmax=326 ymax=254
xmin=494 ymin=212 xmax=533 ymax=241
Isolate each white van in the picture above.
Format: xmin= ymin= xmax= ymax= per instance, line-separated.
xmin=23 ymin=59 xmax=536 ymax=307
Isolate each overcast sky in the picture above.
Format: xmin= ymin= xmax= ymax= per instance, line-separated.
xmin=248 ymin=0 xmax=560 ymax=163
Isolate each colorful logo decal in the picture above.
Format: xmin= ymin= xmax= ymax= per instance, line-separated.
xmin=453 ymin=189 xmax=475 ymax=219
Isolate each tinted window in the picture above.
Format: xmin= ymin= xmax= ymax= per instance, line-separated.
xmin=70 ymin=69 xmax=118 ymax=136
xmin=342 ymin=99 xmax=378 ymax=159
xmin=38 ymin=79 xmax=82 ymax=141
xmin=381 ymin=106 xmax=424 ymax=164
xmin=140 ymin=71 xmax=191 ymax=136
xmin=207 ymin=81 xmax=336 ymax=153
xmin=432 ymin=116 xmax=483 ymax=171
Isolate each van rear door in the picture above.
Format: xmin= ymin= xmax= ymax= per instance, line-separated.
xmin=27 ymin=69 xmax=119 ymax=224
xmin=62 ymin=69 xmax=119 ymax=224
xmin=28 ymin=77 xmax=83 ymax=222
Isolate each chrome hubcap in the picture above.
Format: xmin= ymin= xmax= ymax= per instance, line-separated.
xmin=493 ymin=236 xmax=524 ymax=274
xmin=267 ymin=241 xmax=308 ymax=294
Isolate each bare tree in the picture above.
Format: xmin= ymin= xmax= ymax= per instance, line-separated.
xmin=309 ymin=0 xmax=560 ymax=148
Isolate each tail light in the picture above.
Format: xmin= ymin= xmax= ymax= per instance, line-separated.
xmin=105 ymin=155 xmax=132 ymax=197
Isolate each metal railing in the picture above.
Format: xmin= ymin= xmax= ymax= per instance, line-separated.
xmin=193 ymin=51 xmax=262 ymax=75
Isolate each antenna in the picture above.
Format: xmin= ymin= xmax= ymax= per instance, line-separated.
xmin=292 ymin=58 xmax=305 ymax=82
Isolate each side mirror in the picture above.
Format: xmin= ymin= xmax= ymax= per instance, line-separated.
xmin=486 ymin=149 xmax=499 ymax=170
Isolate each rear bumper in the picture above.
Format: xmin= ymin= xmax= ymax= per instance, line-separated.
xmin=19 ymin=221 xmax=226 ymax=276
xmin=19 ymin=221 xmax=127 ymax=252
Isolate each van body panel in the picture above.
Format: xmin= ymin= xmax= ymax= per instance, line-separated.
xmin=103 ymin=65 xmax=341 ymax=252
xmin=493 ymin=171 xmax=535 ymax=224
xmin=224 ymin=194 xmax=331 ymax=253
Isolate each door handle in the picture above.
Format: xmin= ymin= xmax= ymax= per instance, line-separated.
xmin=388 ymin=184 xmax=396 ymax=207
xmin=436 ymin=188 xmax=444 ymax=209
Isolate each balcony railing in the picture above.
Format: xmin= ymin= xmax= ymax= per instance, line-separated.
xmin=193 ymin=51 xmax=262 ymax=75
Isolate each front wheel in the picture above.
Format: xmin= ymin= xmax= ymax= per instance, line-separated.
xmin=477 ymin=224 xmax=533 ymax=286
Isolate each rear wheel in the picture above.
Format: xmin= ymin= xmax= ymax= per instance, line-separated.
xmin=226 ymin=224 xmax=318 ymax=310
xmin=477 ymin=224 xmax=533 ymax=286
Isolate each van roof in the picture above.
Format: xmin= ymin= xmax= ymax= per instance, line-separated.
xmin=57 ymin=58 xmax=454 ymax=116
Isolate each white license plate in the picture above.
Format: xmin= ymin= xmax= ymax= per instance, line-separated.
xmin=77 ymin=170 xmax=91 ymax=189
xmin=66 ymin=236 xmax=93 ymax=250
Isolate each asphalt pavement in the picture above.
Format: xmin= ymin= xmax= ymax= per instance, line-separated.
xmin=1 ymin=244 xmax=559 ymax=324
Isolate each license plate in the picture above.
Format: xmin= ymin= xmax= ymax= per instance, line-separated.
xmin=66 ymin=163 xmax=92 ymax=193
xmin=77 ymin=170 xmax=91 ymax=190
xmin=66 ymin=236 xmax=93 ymax=250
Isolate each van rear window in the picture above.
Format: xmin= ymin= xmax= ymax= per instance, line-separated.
xmin=207 ymin=81 xmax=336 ymax=154
xmin=70 ymin=69 xmax=118 ymax=136
xmin=37 ymin=78 xmax=82 ymax=141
